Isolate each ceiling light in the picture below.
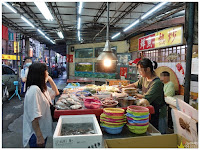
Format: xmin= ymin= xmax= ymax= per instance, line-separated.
xmin=21 ymin=16 xmax=35 ymax=28
xmin=97 ymin=3 xmax=117 ymax=62
xmin=77 ymin=17 xmax=81 ymax=30
xmin=111 ymin=32 xmax=121 ymax=39
xmin=141 ymin=2 xmax=168 ymax=20
xmin=78 ymin=30 xmax=80 ymax=37
xmin=123 ymin=19 xmax=139 ymax=32
xmin=34 ymin=2 xmax=54 ymax=21
xmin=78 ymin=2 xmax=83 ymax=14
xmin=45 ymin=36 xmax=50 ymax=41
xmin=57 ymin=31 xmax=64 ymax=39
xmin=50 ymin=40 xmax=55 ymax=44
xmin=2 ymin=2 xmax=17 ymax=13
xmin=37 ymin=29 xmax=45 ymax=36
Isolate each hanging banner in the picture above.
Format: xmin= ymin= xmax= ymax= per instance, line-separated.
xmin=2 ymin=25 xmax=8 ymax=40
xmin=29 ymin=48 xmax=33 ymax=57
xmin=2 ymin=54 xmax=20 ymax=60
xmin=14 ymin=41 xmax=19 ymax=53
xmin=9 ymin=32 xmax=14 ymax=41
xmin=138 ymin=26 xmax=183 ymax=51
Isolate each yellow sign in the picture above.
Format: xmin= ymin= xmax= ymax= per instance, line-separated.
xmin=2 ymin=54 xmax=20 ymax=60
xmin=14 ymin=41 xmax=20 ymax=53
xmin=155 ymin=26 xmax=183 ymax=48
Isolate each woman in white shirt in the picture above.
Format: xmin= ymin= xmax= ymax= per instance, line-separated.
xmin=23 ymin=63 xmax=59 ymax=148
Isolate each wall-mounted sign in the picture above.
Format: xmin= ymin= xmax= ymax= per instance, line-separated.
xmin=2 ymin=54 xmax=20 ymax=60
xmin=66 ymin=54 xmax=73 ymax=63
xmin=120 ymin=67 xmax=127 ymax=78
xmin=138 ymin=26 xmax=183 ymax=51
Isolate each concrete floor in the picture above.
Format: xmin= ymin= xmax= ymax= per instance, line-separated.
xmin=2 ymin=73 xmax=67 ymax=148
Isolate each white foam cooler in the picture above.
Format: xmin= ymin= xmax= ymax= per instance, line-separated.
xmin=53 ymin=114 xmax=103 ymax=148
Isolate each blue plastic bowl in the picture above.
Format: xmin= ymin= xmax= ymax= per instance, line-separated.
xmin=103 ymin=125 xmax=124 ymax=134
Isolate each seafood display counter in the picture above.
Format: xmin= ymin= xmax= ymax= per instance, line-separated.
xmin=53 ymin=84 xmax=155 ymax=121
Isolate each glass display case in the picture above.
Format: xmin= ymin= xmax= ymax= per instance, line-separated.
xmin=75 ymin=48 xmax=93 ymax=58
xmin=75 ymin=62 xmax=93 ymax=72
xmin=95 ymin=46 xmax=117 ymax=57
xmin=127 ymin=65 xmax=138 ymax=83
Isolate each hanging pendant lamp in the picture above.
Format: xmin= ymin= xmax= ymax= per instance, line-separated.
xmin=97 ymin=2 xmax=117 ymax=64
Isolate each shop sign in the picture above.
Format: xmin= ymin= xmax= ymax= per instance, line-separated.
xmin=9 ymin=32 xmax=14 ymax=41
xmin=2 ymin=25 xmax=8 ymax=40
xmin=29 ymin=48 xmax=33 ymax=57
xmin=2 ymin=54 xmax=20 ymax=60
xmin=14 ymin=41 xmax=20 ymax=53
xmin=66 ymin=54 xmax=73 ymax=63
xmin=138 ymin=26 xmax=183 ymax=51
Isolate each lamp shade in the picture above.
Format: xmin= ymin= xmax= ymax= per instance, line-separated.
xmin=97 ymin=40 xmax=117 ymax=61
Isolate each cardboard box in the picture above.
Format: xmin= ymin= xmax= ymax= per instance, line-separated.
xmin=53 ymin=115 xmax=103 ymax=148
xmin=171 ymin=109 xmax=198 ymax=142
xmin=104 ymin=134 xmax=196 ymax=148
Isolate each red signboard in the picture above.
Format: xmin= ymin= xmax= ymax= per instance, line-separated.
xmin=66 ymin=54 xmax=73 ymax=63
xmin=2 ymin=25 xmax=8 ymax=41
xmin=138 ymin=34 xmax=155 ymax=51
xmin=138 ymin=26 xmax=183 ymax=51
xmin=120 ymin=67 xmax=127 ymax=78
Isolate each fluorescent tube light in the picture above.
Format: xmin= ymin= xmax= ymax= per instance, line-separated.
xmin=78 ymin=2 xmax=83 ymax=14
xmin=50 ymin=40 xmax=55 ymax=44
xmin=141 ymin=2 xmax=168 ymax=20
xmin=111 ymin=32 xmax=121 ymax=39
xmin=45 ymin=36 xmax=50 ymax=41
xmin=2 ymin=2 xmax=17 ymax=14
xmin=21 ymin=16 xmax=35 ymax=28
xmin=37 ymin=29 xmax=45 ymax=36
xmin=34 ymin=2 xmax=54 ymax=21
xmin=77 ymin=17 xmax=81 ymax=30
xmin=78 ymin=30 xmax=80 ymax=37
xmin=57 ymin=31 xmax=64 ymax=39
xmin=78 ymin=36 xmax=81 ymax=41
xmin=123 ymin=19 xmax=139 ymax=32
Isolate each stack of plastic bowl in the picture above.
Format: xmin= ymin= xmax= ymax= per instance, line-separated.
xmin=126 ymin=105 xmax=149 ymax=134
xmin=100 ymin=108 xmax=126 ymax=134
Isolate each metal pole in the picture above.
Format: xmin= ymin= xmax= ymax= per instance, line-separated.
xmin=49 ymin=49 xmax=51 ymax=74
xmin=106 ymin=2 xmax=109 ymax=41
xmin=184 ymin=3 xmax=195 ymax=103
xmin=66 ymin=45 xmax=69 ymax=81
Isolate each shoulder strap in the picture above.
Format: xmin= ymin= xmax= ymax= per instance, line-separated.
xmin=147 ymin=77 xmax=159 ymax=90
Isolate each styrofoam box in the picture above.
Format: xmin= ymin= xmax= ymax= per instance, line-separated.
xmin=53 ymin=114 xmax=103 ymax=148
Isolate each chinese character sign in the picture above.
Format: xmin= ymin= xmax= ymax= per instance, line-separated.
xmin=139 ymin=26 xmax=183 ymax=51
xmin=138 ymin=34 xmax=155 ymax=50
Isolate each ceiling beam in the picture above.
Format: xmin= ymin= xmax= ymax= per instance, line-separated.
xmin=93 ymin=2 xmax=107 ymax=23
xmin=17 ymin=2 xmax=48 ymax=31
xmin=124 ymin=4 xmax=185 ymax=39
xmin=110 ymin=3 xmax=141 ymax=26
xmin=48 ymin=2 xmax=66 ymax=41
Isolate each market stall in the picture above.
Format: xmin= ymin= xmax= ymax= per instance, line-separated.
xmin=54 ymin=83 xmax=155 ymax=120
xmin=52 ymin=83 xmax=158 ymax=148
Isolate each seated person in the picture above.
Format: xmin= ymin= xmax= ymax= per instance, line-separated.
xmin=160 ymin=71 xmax=175 ymax=97
xmin=160 ymin=71 xmax=175 ymax=129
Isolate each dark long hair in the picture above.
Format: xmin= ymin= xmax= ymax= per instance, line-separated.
xmin=137 ymin=58 xmax=158 ymax=75
xmin=26 ymin=62 xmax=47 ymax=93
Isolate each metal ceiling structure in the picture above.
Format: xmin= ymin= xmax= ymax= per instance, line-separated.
xmin=2 ymin=2 xmax=185 ymax=55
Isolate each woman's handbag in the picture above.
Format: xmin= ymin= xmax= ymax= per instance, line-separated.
xmin=43 ymin=93 xmax=56 ymax=121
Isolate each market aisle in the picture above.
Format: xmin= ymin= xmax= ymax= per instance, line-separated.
xmin=2 ymin=72 xmax=66 ymax=148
